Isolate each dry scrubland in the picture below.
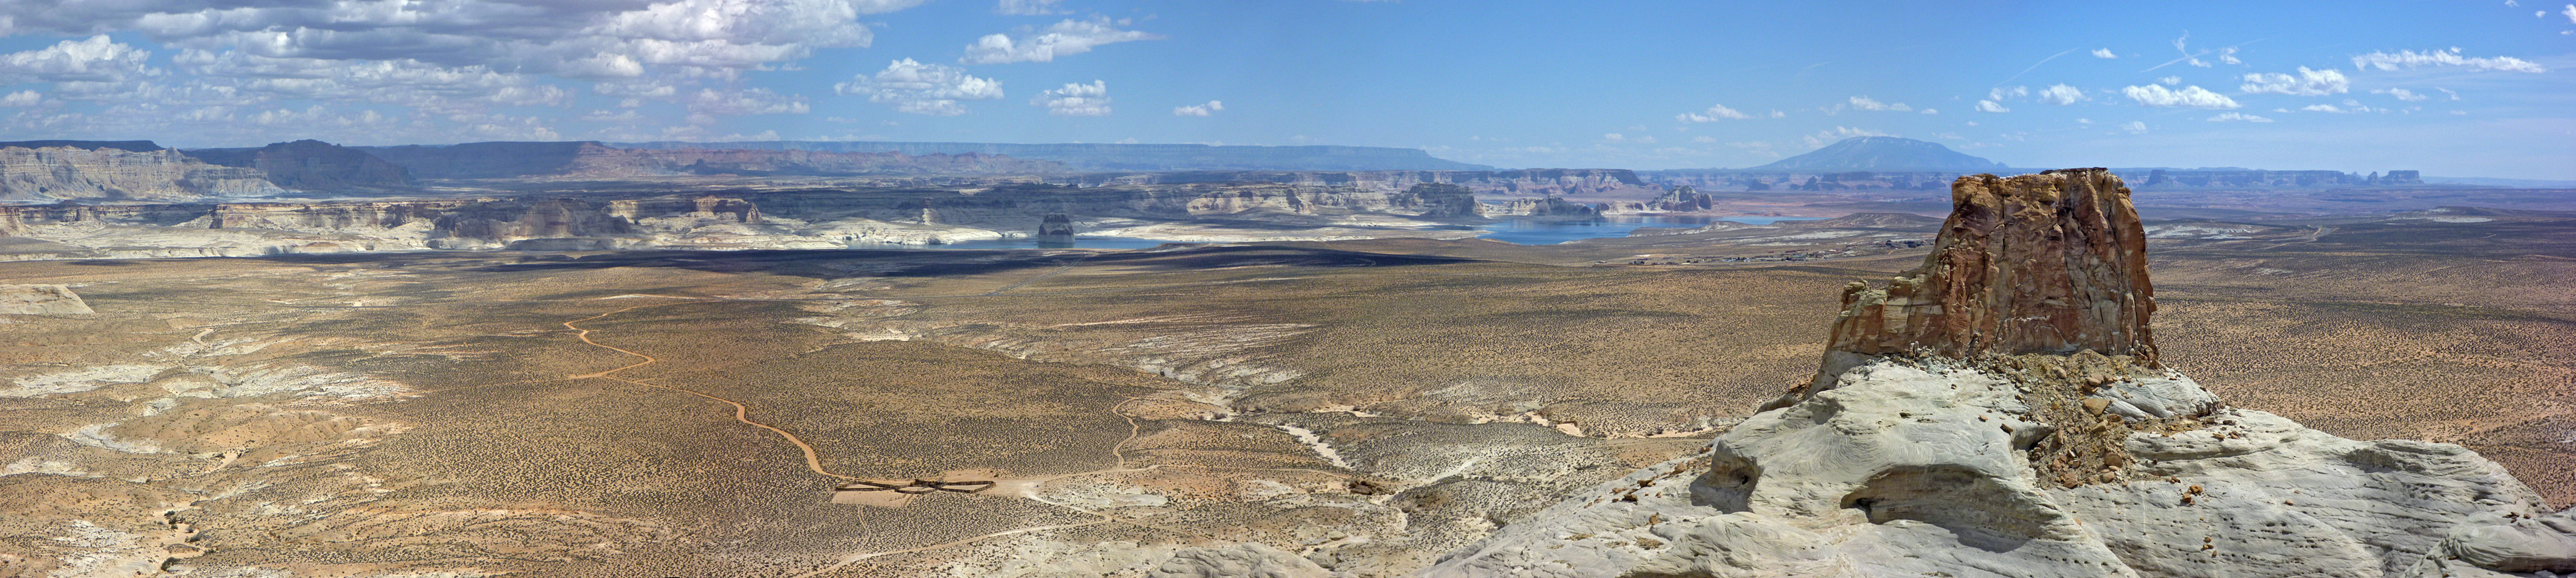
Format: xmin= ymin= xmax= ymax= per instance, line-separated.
xmin=0 ymin=208 xmax=2569 ymax=576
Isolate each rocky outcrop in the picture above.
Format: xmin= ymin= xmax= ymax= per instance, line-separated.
xmin=0 ymin=142 xmax=284 ymax=201
xmin=0 ymin=285 xmax=92 ymax=314
xmin=1478 ymin=196 xmax=1598 ymax=218
xmin=1824 ymin=168 xmax=2156 ymax=367
xmin=1430 ymin=168 xmax=2576 ymax=578
xmin=186 ymin=140 xmax=412 ymax=191
xmin=1035 ymin=213 xmax=1077 ymax=244
xmin=1649 ymin=185 xmax=1713 ymax=211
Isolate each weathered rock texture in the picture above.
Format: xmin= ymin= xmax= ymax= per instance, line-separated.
xmin=0 ymin=142 xmax=284 ymax=201
xmin=1826 ymin=168 xmax=2156 ymax=365
xmin=1429 ymin=168 xmax=2576 ymax=578
xmin=0 ymin=285 xmax=92 ymax=315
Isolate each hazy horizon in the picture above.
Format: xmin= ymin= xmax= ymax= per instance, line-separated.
xmin=0 ymin=1 xmax=2569 ymax=178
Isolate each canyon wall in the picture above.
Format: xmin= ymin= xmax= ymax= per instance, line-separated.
xmin=0 ymin=142 xmax=285 ymax=201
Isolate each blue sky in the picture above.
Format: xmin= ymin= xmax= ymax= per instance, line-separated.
xmin=0 ymin=0 xmax=2570 ymax=178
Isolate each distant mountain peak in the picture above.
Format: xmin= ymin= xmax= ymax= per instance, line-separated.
xmin=1753 ymin=136 xmax=2007 ymax=172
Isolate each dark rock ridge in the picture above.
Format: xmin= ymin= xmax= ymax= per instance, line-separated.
xmin=1824 ymin=168 xmax=2156 ymax=364
xmin=612 ymin=140 xmax=1495 ymax=172
xmin=1755 ymin=136 xmax=2009 ymax=172
xmin=186 ymin=140 xmax=413 ymax=191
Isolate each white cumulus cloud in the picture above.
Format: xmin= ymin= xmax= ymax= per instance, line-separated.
xmin=835 ymin=59 xmax=1003 ymax=116
xmin=2091 ymin=48 xmax=2117 ymax=59
xmin=2039 ymin=83 xmax=2087 ymax=105
xmin=0 ymin=35 xmax=158 ymax=83
xmin=962 ymin=17 xmax=1161 ymax=64
xmin=2122 ymin=84 xmax=2240 ymax=108
xmin=2351 ymin=48 xmax=2546 ymax=73
xmin=2239 ymin=67 xmax=2349 ymax=96
xmin=1172 ymin=100 xmax=1222 ymax=116
xmin=1675 ymin=103 xmax=1750 ymax=122
xmin=1975 ymin=100 xmax=2009 ymax=113
xmin=0 ymin=90 xmax=41 ymax=106
xmin=1034 ymin=80 xmax=1110 ymax=116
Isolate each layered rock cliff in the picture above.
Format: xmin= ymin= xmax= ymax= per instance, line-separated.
xmin=0 ymin=142 xmax=284 ymax=201
xmin=1431 ymin=169 xmax=2576 ymax=578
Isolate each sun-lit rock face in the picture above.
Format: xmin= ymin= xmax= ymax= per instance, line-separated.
xmin=1825 ymin=168 xmax=2157 ymax=366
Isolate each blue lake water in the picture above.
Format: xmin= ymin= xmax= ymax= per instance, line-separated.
xmin=848 ymin=235 xmax=1175 ymax=250
xmin=848 ymin=215 xmax=1819 ymax=250
xmin=1474 ymin=215 xmax=1820 ymax=245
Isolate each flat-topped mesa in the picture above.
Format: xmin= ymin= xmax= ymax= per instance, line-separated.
xmin=1823 ymin=168 xmax=2156 ymax=368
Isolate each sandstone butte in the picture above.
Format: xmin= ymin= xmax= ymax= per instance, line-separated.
xmin=1429 ymin=168 xmax=2576 ymax=578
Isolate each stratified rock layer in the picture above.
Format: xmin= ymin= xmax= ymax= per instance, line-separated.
xmin=1826 ymin=168 xmax=2156 ymax=365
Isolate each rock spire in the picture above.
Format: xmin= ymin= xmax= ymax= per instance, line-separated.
xmin=1824 ymin=168 xmax=2156 ymax=364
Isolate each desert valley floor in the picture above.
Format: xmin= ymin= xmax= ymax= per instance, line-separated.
xmin=3 ymin=209 xmax=2572 ymax=577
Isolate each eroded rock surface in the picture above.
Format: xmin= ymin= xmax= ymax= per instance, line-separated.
xmin=0 ymin=285 xmax=91 ymax=315
xmin=1824 ymin=168 xmax=2156 ymax=366
xmin=1428 ymin=169 xmax=2576 ymax=578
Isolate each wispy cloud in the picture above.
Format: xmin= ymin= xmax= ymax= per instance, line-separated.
xmin=2207 ymin=112 xmax=2273 ymax=123
xmin=1976 ymin=100 xmax=2010 ymax=113
xmin=2122 ymin=84 xmax=2241 ymax=108
xmin=2351 ymin=48 xmax=2546 ymax=73
xmin=1172 ymin=100 xmax=1223 ymax=116
xmin=962 ymin=17 xmax=1162 ymax=64
xmin=1675 ymin=103 xmax=1751 ymax=122
xmin=2372 ymin=88 xmax=2428 ymax=101
xmin=2120 ymin=121 xmax=2148 ymax=134
xmin=1847 ymin=96 xmax=1911 ymax=111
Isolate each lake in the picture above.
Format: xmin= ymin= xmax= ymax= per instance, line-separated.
xmin=1473 ymin=215 xmax=1819 ymax=245
xmin=851 ymin=215 xmax=1818 ymax=250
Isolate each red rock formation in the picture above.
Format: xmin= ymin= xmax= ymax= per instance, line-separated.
xmin=1823 ymin=168 xmax=2156 ymax=362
